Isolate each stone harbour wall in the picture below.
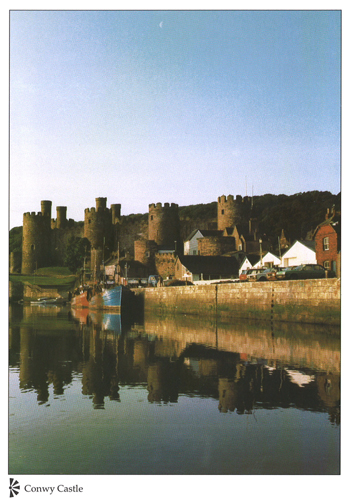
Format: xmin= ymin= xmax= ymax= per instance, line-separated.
xmin=135 ymin=278 xmax=340 ymax=326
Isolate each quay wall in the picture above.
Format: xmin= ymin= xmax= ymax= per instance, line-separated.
xmin=135 ymin=278 xmax=340 ymax=326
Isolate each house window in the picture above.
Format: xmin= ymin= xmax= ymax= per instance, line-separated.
xmin=324 ymin=261 xmax=330 ymax=270
xmin=221 ymin=209 xmax=224 ymax=215
xmin=192 ymin=250 xmax=196 ymax=255
xmin=323 ymin=237 xmax=329 ymax=251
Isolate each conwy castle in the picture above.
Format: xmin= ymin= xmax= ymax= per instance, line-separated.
xmin=14 ymin=194 xmax=264 ymax=279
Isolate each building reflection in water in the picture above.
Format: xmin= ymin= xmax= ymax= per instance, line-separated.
xmin=9 ymin=304 xmax=340 ymax=423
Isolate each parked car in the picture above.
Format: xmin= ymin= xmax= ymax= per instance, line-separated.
xmin=246 ymin=268 xmax=263 ymax=281
xmin=248 ymin=268 xmax=278 ymax=282
xmin=148 ymin=275 xmax=162 ymax=287
xmin=239 ymin=269 xmax=255 ymax=281
xmin=276 ymin=267 xmax=294 ymax=280
xmin=276 ymin=264 xmax=335 ymax=280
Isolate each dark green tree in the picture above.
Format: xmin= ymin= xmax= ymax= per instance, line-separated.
xmin=64 ymin=237 xmax=91 ymax=273
xmin=9 ymin=226 xmax=23 ymax=254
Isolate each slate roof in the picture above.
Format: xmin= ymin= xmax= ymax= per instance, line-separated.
xmin=313 ymin=214 xmax=341 ymax=236
xmin=244 ymin=254 xmax=260 ymax=266
xmin=298 ymin=240 xmax=316 ymax=251
xmin=281 ymin=239 xmax=316 ymax=257
xmin=185 ymin=229 xmax=223 ymax=241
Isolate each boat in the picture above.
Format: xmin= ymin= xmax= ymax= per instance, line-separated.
xmin=71 ymin=290 xmax=90 ymax=309
xmin=70 ymin=307 xmax=90 ymax=324
xmin=30 ymin=297 xmax=66 ymax=306
xmin=89 ymin=311 xmax=123 ymax=334
xmin=89 ymin=285 xmax=133 ymax=313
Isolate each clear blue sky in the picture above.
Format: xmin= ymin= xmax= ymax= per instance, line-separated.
xmin=10 ymin=10 xmax=341 ymax=228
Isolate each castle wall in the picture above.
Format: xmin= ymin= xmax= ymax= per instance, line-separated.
xmin=50 ymin=224 xmax=84 ymax=266
xmin=155 ymin=252 xmax=176 ymax=278
xmin=134 ymin=239 xmax=158 ymax=270
xmin=19 ymin=194 xmax=257 ymax=274
xmin=198 ymin=236 xmax=236 ymax=256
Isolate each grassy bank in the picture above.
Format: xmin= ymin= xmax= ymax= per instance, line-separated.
xmin=10 ymin=267 xmax=78 ymax=292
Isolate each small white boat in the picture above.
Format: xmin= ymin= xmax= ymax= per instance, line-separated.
xmin=30 ymin=297 xmax=66 ymax=306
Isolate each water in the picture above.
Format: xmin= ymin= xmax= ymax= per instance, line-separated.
xmin=9 ymin=304 xmax=340 ymax=475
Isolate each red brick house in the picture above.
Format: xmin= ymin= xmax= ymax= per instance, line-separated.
xmin=313 ymin=207 xmax=340 ymax=277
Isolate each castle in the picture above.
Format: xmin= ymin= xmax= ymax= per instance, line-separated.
xmin=16 ymin=194 xmax=264 ymax=279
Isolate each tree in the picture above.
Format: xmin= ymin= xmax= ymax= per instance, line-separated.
xmin=64 ymin=237 xmax=91 ymax=273
xmin=9 ymin=226 xmax=23 ymax=254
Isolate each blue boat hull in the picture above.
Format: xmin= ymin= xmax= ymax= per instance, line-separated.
xmin=89 ymin=285 xmax=132 ymax=312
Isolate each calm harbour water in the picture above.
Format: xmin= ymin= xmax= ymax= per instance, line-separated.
xmin=9 ymin=304 xmax=340 ymax=475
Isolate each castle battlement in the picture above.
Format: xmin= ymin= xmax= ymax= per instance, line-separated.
xmin=218 ymin=194 xmax=251 ymax=204
xmin=218 ymin=194 xmax=245 ymax=204
xmin=84 ymin=206 xmax=110 ymax=214
xmin=23 ymin=211 xmax=44 ymax=218
xmin=149 ymin=202 xmax=178 ymax=209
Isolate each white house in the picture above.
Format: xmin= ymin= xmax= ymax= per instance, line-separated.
xmin=239 ymin=254 xmax=260 ymax=275
xmin=280 ymin=240 xmax=316 ymax=267
xmin=254 ymin=252 xmax=282 ymax=269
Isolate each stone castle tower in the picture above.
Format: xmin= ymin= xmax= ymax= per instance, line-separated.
xmin=21 ymin=200 xmax=52 ymax=274
xmin=133 ymin=202 xmax=181 ymax=278
xmin=217 ymin=195 xmax=251 ymax=231
xmin=84 ymin=197 xmax=121 ymax=278
xmin=53 ymin=206 xmax=67 ymax=229
xmin=148 ymin=202 xmax=181 ymax=248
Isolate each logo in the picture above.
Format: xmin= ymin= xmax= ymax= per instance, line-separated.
xmin=9 ymin=478 xmax=20 ymax=498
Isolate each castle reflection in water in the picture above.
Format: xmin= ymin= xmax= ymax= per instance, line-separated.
xmin=9 ymin=304 xmax=340 ymax=424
